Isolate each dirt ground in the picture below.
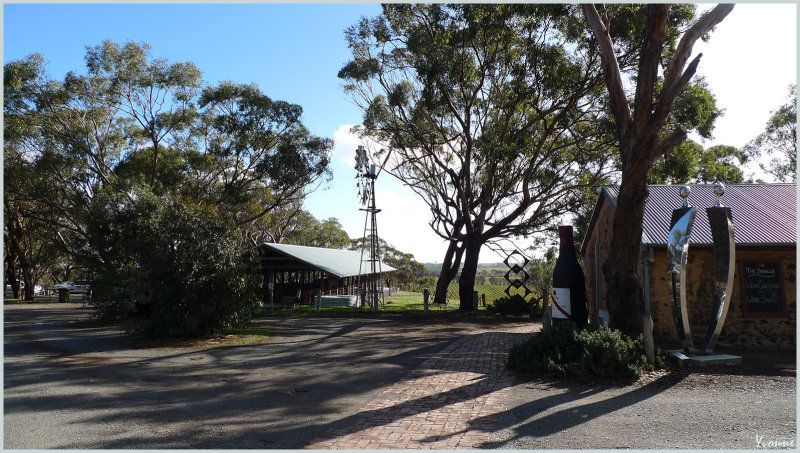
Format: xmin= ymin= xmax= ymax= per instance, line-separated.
xmin=3 ymin=303 xmax=505 ymax=448
xmin=486 ymin=359 xmax=796 ymax=449
xmin=4 ymin=303 xmax=796 ymax=449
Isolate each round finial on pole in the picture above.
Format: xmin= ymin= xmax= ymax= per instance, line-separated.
xmin=680 ymin=185 xmax=691 ymax=207
xmin=714 ymin=183 xmax=725 ymax=207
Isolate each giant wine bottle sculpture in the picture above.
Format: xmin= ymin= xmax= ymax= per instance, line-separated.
xmin=551 ymin=225 xmax=588 ymax=327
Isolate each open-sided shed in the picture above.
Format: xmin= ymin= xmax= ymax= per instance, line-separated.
xmin=252 ymin=243 xmax=396 ymax=307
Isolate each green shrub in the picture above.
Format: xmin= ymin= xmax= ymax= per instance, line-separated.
xmin=508 ymin=322 xmax=658 ymax=381
xmin=85 ymin=187 xmax=262 ymax=339
xmin=488 ymin=295 xmax=533 ymax=316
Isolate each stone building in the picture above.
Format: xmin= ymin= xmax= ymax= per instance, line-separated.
xmin=581 ymin=184 xmax=796 ymax=349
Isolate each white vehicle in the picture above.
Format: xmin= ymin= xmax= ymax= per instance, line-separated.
xmin=53 ymin=281 xmax=74 ymax=291
xmin=53 ymin=281 xmax=91 ymax=293
xmin=70 ymin=280 xmax=91 ymax=293
xmin=4 ymin=282 xmax=42 ymax=295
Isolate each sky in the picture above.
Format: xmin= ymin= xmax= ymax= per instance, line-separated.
xmin=3 ymin=3 xmax=797 ymax=264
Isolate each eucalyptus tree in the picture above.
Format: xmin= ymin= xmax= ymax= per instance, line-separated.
xmin=3 ymin=42 xmax=202 ymax=247
xmin=582 ymin=3 xmax=734 ymax=335
xmin=648 ymin=141 xmax=746 ymax=185
xmin=349 ymin=236 xmax=427 ymax=290
xmin=250 ymin=199 xmax=350 ymax=249
xmin=746 ymin=84 xmax=796 ymax=182
xmin=5 ymin=42 xmax=334 ymax=336
xmin=83 ymin=40 xmax=203 ymax=186
xmin=340 ymin=4 xmax=615 ymax=309
xmin=195 ymin=81 xmax=332 ymax=226
xmin=4 ymin=54 xmax=82 ymax=296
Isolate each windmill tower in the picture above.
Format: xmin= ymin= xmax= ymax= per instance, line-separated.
xmin=355 ymin=145 xmax=384 ymax=313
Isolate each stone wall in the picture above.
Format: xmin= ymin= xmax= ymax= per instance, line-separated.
xmin=581 ymin=191 xmax=796 ymax=350
xmin=582 ymin=196 xmax=615 ymax=321
xmin=649 ymin=248 xmax=796 ymax=350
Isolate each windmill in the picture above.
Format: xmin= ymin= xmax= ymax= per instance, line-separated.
xmin=355 ymin=145 xmax=384 ymax=312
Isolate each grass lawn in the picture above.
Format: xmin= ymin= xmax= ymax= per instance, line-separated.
xmin=257 ymin=287 xmax=511 ymax=317
xmin=126 ymin=325 xmax=272 ymax=349
xmin=414 ymin=283 xmax=539 ymax=306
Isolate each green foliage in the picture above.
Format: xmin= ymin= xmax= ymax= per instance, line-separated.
xmin=4 ymin=54 xmax=72 ymax=299
xmin=4 ymin=40 xmax=333 ymax=327
xmin=341 ymin=4 xmax=615 ymax=310
xmin=85 ymin=186 xmax=262 ymax=338
xmin=198 ymin=81 xmax=332 ymax=213
xmin=488 ymin=296 xmax=532 ymax=316
xmin=508 ymin=323 xmax=660 ymax=381
xmin=245 ymin=197 xmax=348 ymax=249
xmin=746 ymin=84 xmax=796 ymax=182
xmin=349 ymin=236 xmax=427 ymax=290
xmin=289 ymin=215 xmax=350 ymax=248
xmin=648 ymin=140 xmax=747 ymax=185
xmin=525 ymin=248 xmax=557 ymax=309
xmin=669 ymin=78 xmax=721 ymax=140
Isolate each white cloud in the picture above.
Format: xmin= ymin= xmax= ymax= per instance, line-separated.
xmin=331 ymin=124 xmax=362 ymax=167
xmin=692 ymin=4 xmax=796 ymax=150
xmin=372 ymin=189 xmax=446 ymax=263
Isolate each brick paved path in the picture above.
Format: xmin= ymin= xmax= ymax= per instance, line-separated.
xmin=305 ymin=323 xmax=538 ymax=449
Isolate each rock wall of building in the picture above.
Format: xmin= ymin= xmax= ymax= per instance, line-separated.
xmin=582 ymin=197 xmax=615 ymax=321
xmin=649 ymin=248 xmax=796 ymax=350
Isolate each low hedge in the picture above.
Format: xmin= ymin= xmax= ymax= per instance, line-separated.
xmin=488 ymin=296 xmax=533 ymax=316
xmin=508 ymin=322 xmax=663 ymax=381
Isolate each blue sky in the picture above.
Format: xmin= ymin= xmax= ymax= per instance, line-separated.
xmin=4 ymin=3 xmax=380 ymax=136
xmin=4 ymin=3 xmax=797 ymax=263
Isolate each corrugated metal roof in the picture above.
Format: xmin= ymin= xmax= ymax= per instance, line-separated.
xmin=255 ymin=243 xmax=396 ymax=278
xmin=601 ymin=184 xmax=796 ymax=247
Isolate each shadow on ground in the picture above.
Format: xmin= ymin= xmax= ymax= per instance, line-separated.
xmin=3 ymin=304 xmax=529 ymax=449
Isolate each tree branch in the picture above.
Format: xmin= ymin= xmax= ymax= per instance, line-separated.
xmin=649 ymin=127 xmax=688 ymax=164
xmin=663 ymin=4 xmax=734 ymax=91
xmin=632 ymin=4 xmax=670 ymax=139
xmin=582 ymin=3 xmax=633 ymax=139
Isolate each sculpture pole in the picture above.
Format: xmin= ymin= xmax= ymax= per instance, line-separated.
xmin=667 ymin=186 xmax=697 ymax=354
xmin=701 ymin=184 xmax=736 ymax=353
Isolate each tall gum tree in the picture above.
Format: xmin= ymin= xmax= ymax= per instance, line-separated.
xmin=4 ymin=42 xmax=333 ymax=290
xmin=746 ymin=84 xmax=796 ymax=182
xmin=340 ymin=4 xmax=616 ymax=309
xmin=582 ymin=3 xmax=734 ymax=335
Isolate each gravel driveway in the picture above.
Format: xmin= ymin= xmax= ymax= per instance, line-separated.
xmin=486 ymin=350 xmax=796 ymax=450
xmin=4 ymin=303 xmax=493 ymax=449
xmin=4 ymin=303 xmax=796 ymax=450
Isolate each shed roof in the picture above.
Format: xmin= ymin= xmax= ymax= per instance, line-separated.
xmin=254 ymin=243 xmax=396 ymax=278
xmin=582 ymin=184 xmax=796 ymax=253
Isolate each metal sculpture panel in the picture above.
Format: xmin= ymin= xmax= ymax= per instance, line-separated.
xmin=667 ymin=184 xmax=736 ymax=355
xmin=702 ymin=186 xmax=736 ymax=353
xmin=667 ymin=186 xmax=697 ymax=353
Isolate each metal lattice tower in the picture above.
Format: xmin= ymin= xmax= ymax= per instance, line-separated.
xmin=355 ymin=145 xmax=384 ymax=312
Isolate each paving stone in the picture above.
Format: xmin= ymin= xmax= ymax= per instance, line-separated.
xmin=305 ymin=323 xmax=537 ymax=449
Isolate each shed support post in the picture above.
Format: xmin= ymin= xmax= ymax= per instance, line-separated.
xmin=267 ymin=269 xmax=274 ymax=311
xmin=317 ymin=278 xmax=323 ymax=313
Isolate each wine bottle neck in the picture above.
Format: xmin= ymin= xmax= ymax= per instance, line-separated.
xmin=558 ymin=225 xmax=575 ymax=252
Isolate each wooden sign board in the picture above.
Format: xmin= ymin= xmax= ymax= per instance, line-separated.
xmin=740 ymin=261 xmax=786 ymax=316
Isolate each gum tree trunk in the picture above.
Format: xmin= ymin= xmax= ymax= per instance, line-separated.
xmin=583 ymin=3 xmax=733 ymax=338
xmin=433 ymin=241 xmax=464 ymax=305
xmin=602 ymin=155 xmax=650 ymax=335
xmin=458 ymin=237 xmax=482 ymax=311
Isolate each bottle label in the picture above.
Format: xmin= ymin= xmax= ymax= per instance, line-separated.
xmin=552 ymin=287 xmax=571 ymax=319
